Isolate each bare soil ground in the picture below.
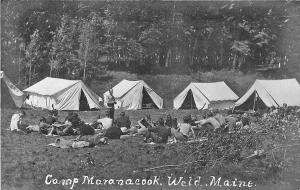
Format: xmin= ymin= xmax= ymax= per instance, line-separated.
xmin=1 ymin=108 xmax=300 ymax=190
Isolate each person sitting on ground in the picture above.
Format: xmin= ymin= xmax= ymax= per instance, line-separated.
xmin=165 ymin=114 xmax=173 ymax=128
xmin=64 ymin=111 xmax=74 ymax=123
xmin=10 ymin=110 xmax=27 ymax=133
xmin=76 ymin=123 xmax=95 ymax=136
xmin=49 ymin=112 xmax=96 ymax=136
xmin=115 ymin=111 xmax=131 ymax=130
xmin=224 ymin=116 xmax=238 ymax=134
xmin=190 ymin=115 xmax=198 ymax=126
xmin=67 ymin=113 xmax=95 ymax=136
xmin=269 ymin=106 xmax=278 ymax=115
xmin=144 ymin=118 xmax=171 ymax=143
xmin=38 ymin=117 xmax=52 ymax=134
xmin=103 ymin=122 xmax=123 ymax=139
xmin=194 ymin=111 xmax=221 ymax=131
xmin=136 ymin=117 xmax=151 ymax=135
xmin=236 ymin=113 xmax=251 ymax=132
xmin=26 ymin=117 xmax=51 ymax=134
xmin=171 ymin=116 xmax=195 ymax=142
xmin=45 ymin=110 xmax=59 ymax=125
xmin=97 ymin=110 xmax=113 ymax=130
xmin=47 ymin=121 xmax=76 ymax=136
xmin=278 ymin=103 xmax=290 ymax=119
xmin=214 ymin=113 xmax=226 ymax=127
xmin=47 ymin=113 xmax=80 ymax=136
xmin=144 ymin=114 xmax=155 ymax=128
xmin=121 ymin=115 xmax=148 ymax=135
xmin=123 ymin=114 xmax=155 ymax=135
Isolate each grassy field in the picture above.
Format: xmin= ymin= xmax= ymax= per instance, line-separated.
xmin=1 ymin=108 xmax=300 ymax=190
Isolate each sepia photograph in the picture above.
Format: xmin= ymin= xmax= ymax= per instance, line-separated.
xmin=1 ymin=0 xmax=300 ymax=189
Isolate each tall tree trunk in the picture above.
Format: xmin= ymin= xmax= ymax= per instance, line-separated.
xmin=29 ymin=58 xmax=32 ymax=85
xmin=33 ymin=65 xmax=36 ymax=81
xmin=213 ymin=50 xmax=217 ymax=69
xmin=220 ymin=42 xmax=224 ymax=67
xmin=155 ymin=53 xmax=159 ymax=65
xmin=232 ymin=53 xmax=238 ymax=70
xmin=18 ymin=47 xmax=21 ymax=84
xmin=191 ymin=32 xmax=200 ymax=66
xmin=165 ymin=49 xmax=171 ymax=67
xmin=238 ymin=56 xmax=245 ymax=70
xmin=259 ymin=51 xmax=262 ymax=65
xmin=49 ymin=57 xmax=53 ymax=77
xmin=83 ymin=39 xmax=89 ymax=81
xmin=172 ymin=2 xmax=176 ymax=24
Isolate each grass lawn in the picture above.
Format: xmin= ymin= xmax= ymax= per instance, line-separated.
xmin=1 ymin=108 xmax=300 ymax=190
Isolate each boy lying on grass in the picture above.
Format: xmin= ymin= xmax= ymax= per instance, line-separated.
xmin=192 ymin=111 xmax=251 ymax=135
xmin=51 ymin=135 xmax=109 ymax=149
xmin=121 ymin=114 xmax=154 ymax=136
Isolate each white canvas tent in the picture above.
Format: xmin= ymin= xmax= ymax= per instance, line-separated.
xmin=173 ymin=82 xmax=239 ymax=110
xmin=235 ymin=79 xmax=300 ymax=110
xmin=23 ymin=77 xmax=101 ymax=110
xmin=0 ymin=70 xmax=25 ymax=108
xmin=103 ymin=79 xmax=163 ymax=110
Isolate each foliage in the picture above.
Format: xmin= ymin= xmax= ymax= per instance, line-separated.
xmin=165 ymin=107 xmax=300 ymax=182
xmin=2 ymin=1 xmax=300 ymax=84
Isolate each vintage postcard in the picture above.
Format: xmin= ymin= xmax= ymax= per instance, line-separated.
xmin=1 ymin=1 xmax=300 ymax=189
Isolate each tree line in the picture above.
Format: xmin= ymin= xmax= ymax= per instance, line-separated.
xmin=1 ymin=1 xmax=300 ymax=85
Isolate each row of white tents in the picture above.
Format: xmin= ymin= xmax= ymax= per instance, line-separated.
xmin=2 ymin=71 xmax=300 ymax=111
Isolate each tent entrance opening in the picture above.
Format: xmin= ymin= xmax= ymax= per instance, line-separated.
xmin=142 ymin=87 xmax=158 ymax=109
xmin=236 ymin=92 xmax=267 ymax=111
xmin=79 ymin=90 xmax=90 ymax=111
xmin=179 ymin=89 xmax=196 ymax=109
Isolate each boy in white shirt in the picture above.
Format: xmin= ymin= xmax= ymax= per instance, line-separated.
xmin=97 ymin=111 xmax=113 ymax=129
xmin=10 ymin=110 xmax=26 ymax=132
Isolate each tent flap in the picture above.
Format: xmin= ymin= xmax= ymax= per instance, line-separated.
xmin=1 ymin=71 xmax=25 ymax=108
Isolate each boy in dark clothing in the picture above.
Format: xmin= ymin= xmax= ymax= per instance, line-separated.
xmin=165 ymin=114 xmax=173 ymax=128
xmin=104 ymin=123 xmax=123 ymax=139
xmin=68 ymin=113 xmax=95 ymax=136
xmin=45 ymin=110 xmax=58 ymax=125
xmin=77 ymin=123 xmax=95 ymax=136
xmin=115 ymin=112 xmax=131 ymax=129
xmin=141 ymin=114 xmax=154 ymax=128
xmin=39 ymin=117 xmax=52 ymax=135
xmin=145 ymin=118 xmax=171 ymax=143
xmin=69 ymin=113 xmax=81 ymax=129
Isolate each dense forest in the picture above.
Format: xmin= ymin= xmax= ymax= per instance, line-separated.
xmin=1 ymin=1 xmax=300 ymax=86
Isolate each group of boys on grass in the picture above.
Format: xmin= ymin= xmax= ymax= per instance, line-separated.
xmin=9 ymin=88 xmax=254 ymax=147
